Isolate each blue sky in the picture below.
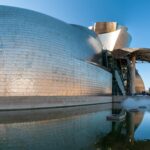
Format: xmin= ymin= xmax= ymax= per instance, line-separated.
xmin=0 ymin=0 xmax=149 ymax=90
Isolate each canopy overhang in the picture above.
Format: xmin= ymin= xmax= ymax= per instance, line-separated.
xmin=112 ymin=48 xmax=150 ymax=62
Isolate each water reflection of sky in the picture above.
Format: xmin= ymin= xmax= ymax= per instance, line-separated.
xmin=135 ymin=111 xmax=150 ymax=140
xmin=0 ymin=104 xmax=112 ymax=150
xmin=122 ymin=96 xmax=150 ymax=111
xmin=122 ymin=97 xmax=150 ymax=141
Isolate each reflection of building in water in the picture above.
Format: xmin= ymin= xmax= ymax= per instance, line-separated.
xmin=134 ymin=111 xmax=150 ymax=140
xmin=95 ymin=110 xmax=147 ymax=149
xmin=0 ymin=106 xmax=112 ymax=150
xmin=127 ymin=111 xmax=144 ymax=143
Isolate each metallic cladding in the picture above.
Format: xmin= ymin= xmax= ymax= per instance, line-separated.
xmin=98 ymin=28 xmax=131 ymax=51
xmin=135 ymin=70 xmax=145 ymax=93
xmin=0 ymin=6 xmax=112 ymax=96
xmin=89 ymin=22 xmax=131 ymax=51
xmin=93 ymin=22 xmax=117 ymax=34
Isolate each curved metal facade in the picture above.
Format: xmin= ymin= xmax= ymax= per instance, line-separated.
xmin=0 ymin=6 xmax=112 ymax=96
xmin=135 ymin=70 xmax=145 ymax=93
xmin=90 ymin=22 xmax=131 ymax=51
xmin=98 ymin=28 xmax=131 ymax=51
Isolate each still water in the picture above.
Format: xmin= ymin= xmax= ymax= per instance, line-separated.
xmin=0 ymin=96 xmax=150 ymax=150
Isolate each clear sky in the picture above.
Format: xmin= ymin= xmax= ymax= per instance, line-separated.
xmin=0 ymin=0 xmax=149 ymax=90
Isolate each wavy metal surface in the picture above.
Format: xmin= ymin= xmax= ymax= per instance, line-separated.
xmin=98 ymin=27 xmax=131 ymax=51
xmin=0 ymin=6 xmax=112 ymax=96
xmin=92 ymin=22 xmax=117 ymax=34
xmin=135 ymin=70 xmax=145 ymax=93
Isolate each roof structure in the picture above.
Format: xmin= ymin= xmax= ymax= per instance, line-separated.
xmin=112 ymin=48 xmax=150 ymax=62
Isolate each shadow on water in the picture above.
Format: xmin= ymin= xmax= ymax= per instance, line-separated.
xmin=95 ymin=96 xmax=150 ymax=150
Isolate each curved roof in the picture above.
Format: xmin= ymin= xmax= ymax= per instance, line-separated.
xmin=112 ymin=48 xmax=150 ymax=62
xmin=0 ymin=5 xmax=103 ymax=59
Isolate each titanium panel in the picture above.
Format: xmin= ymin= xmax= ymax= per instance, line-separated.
xmin=135 ymin=70 xmax=145 ymax=93
xmin=0 ymin=6 xmax=112 ymax=96
xmin=93 ymin=22 xmax=117 ymax=34
xmin=98 ymin=28 xmax=131 ymax=51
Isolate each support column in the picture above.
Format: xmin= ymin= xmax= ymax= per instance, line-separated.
xmin=130 ymin=55 xmax=136 ymax=95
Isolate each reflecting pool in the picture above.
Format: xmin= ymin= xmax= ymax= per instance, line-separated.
xmin=0 ymin=96 xmax=150 ymax=150
xmin=95 ymin=96 xmax=150 ymax=150
xmin=0 ymin=103 xmax=112 ymax=150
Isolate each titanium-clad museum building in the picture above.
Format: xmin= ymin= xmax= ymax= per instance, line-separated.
xmin=0 ymin=6 xmax=147 ymax=109
xmin=0 ymin=6 xmax=112 ymax=96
